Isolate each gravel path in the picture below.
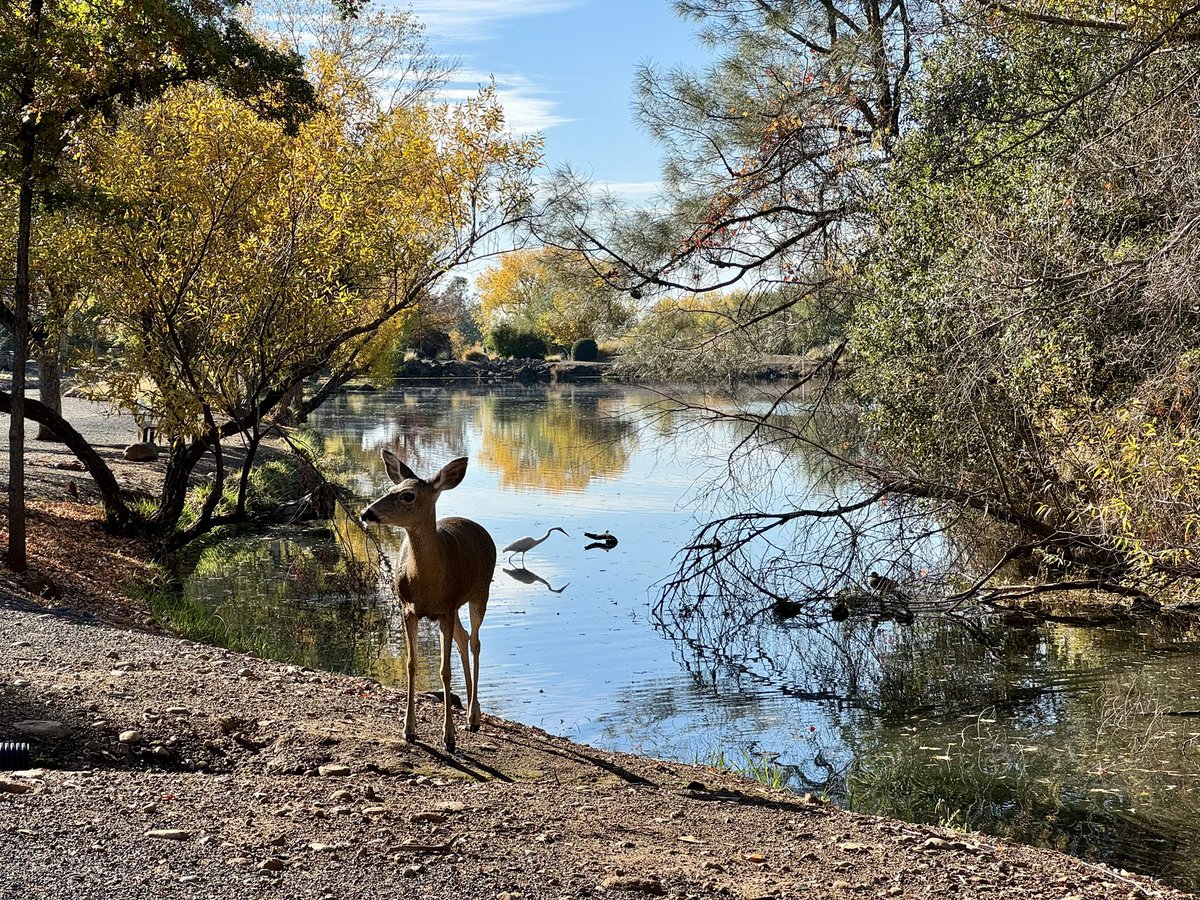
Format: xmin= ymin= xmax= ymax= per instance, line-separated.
xmin=1 ymin=596 xmax=1192 ymax=900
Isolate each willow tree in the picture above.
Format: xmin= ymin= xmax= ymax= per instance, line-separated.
xmin=75 ymin=62 xmax=539 ymax=543
xmin=475 ymin=248 xmax=633 ymax=347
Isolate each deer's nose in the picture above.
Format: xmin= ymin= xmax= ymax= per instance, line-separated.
xmin=361 ymin=507 xmax=379 ymax=523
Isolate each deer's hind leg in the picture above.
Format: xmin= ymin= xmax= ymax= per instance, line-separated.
xmin=452 ymin=612 xmax=472 ymax=722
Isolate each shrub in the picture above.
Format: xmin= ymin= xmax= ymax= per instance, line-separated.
xmin=486 ymin=324 xmax=547 ymax=359
xmin=409 ymin=328 xmax=452 ymax=359
xmin=571 ymin=338 xmax=599 ymax=361
xmin=462 ymin=346 xmax=489 ymax=362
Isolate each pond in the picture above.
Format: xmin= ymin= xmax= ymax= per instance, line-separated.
xmin=178 ymin=382 xmax=1200 ymax=890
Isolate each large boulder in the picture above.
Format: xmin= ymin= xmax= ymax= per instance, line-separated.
xmin=123 ymin=442 xmax=159 ymax=462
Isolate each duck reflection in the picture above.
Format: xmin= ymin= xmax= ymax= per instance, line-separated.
xmin=503 ymin=566 xmax=569 ymax=593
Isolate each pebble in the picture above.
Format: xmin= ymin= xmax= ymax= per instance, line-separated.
xmin=228 ymin=857 xmax=251 ymax=867
xmin=179 ymin=875 xmax=199 ymax=884
xmin=118 ymin=730 xmax=142 ymax=744
xmin=11 ymin=678 xmax=29 ymax=687
xmin=361 ymin=806 xmax=387 ymax=816
xmin=145 ymin=829 xmax=190 ymax=841
xmin=333 ymin=806 xmax=352 ymax=816
xmin=258 ymin=858 xmax=286 ymax=872
xmin=142 ymin=803 xmax=158 ymax=813
xmin=309 ymin=843 xmax=338 ymax=853
xmin=330 ymin=789 xmax=353 ymax=802
xmin=318 ymin=764 xmax=352 ymax=777
xmin=166 ymin=706 xmax=192 ymax=716
xmin=238 ymin=667 xmax=256 ymax=679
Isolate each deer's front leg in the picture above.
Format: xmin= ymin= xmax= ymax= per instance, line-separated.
xmin=402 ymin=610 xmax=419 ymax=743
xmin=438 ymin=617 xmax=456 ymax=751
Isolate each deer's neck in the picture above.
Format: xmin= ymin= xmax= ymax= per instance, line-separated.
xmin=402 ymin=515 xmax=446 ymax=578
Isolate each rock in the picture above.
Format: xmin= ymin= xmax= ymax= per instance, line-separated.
xmin=0 ymin=781 xmax=32 ymax=795
xmin=434 ymin=800 xmax=465 ymax=813
xmin=318 ymin=764 xmax=352 ymax=777
xmin=145 ymin=829 xmax=190 ymax=841
xmin=330 ymin=789 xmax=353 ymax=802
xmin=258 ymin=858 xmax=286 ymax=872
xmin=118 ymin=730 xmax=142 ymax=744
xmin=178 ymin=875 xmax=199 ymax=884
xmin=309 ymin=843 xmax=338 ymax=853
xmin=361 ymin=806 xmax=387 ymax=816
xmin=11 ymin=679 xmax=29 ymax=687
xmin=165 ymin=706 xmax=192 ymax=717
xmin=123 ymin=442 xmax=159 ymax=462
xmin=13 ymin=720 xmax=69 ymax=739
xmin=227 ymin=857 xmax=251 ymax=867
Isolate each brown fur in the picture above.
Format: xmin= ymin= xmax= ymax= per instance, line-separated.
xmin=361 ymin=451 xmax=496 ymax=750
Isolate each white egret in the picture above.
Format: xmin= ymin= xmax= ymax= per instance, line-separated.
xmin=503 ymin=527 xmax=569 ymax=564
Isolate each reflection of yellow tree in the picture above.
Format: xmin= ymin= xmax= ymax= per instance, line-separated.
xmin=477 ymin=392 xmax=635 ymax=492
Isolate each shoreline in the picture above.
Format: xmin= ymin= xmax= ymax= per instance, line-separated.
xmin=2 ymin=587 xmax=1191 ymax=899
xmin=0 ymin=394 xmax=1195 ymax=898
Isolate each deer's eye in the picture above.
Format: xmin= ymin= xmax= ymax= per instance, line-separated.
xmin=399 ymin=491 xmax=416 ymax=503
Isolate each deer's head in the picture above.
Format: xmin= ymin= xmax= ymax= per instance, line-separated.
xmin=360 ymin=449 xmax=468 ymax=528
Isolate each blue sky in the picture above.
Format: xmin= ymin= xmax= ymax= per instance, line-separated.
xmin=402 ymin=0 xmax=712 ymax=203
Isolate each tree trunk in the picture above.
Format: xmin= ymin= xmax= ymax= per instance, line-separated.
xmin=0 ymin=391 xmax=131 ymax=528
xmin=35 ymin=338 xmax=63 ymax=442
xmin=152 ymin=438 xmax=208 ymax=532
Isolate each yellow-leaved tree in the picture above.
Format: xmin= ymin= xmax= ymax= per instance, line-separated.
xmin=74 ymin=56 xmax=540 ymax=541
xmin=476 ymin=247 xmax=633 ymax=348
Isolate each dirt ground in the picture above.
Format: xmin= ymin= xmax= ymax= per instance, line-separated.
xmin=0 ymin=400 xmax=1195 ymax=899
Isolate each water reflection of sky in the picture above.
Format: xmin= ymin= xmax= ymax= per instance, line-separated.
xmin=182 ymin=382 xmax=1200 ymax=890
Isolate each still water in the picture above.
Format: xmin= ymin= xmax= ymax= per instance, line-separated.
xmin=180 ymin=382 xmax=1200 ymax=889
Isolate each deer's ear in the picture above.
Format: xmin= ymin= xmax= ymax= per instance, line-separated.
xmin=432 ymin=457 xmax=468 ymax=493
xmin=381 ymin=448 xmax=419 ymax=484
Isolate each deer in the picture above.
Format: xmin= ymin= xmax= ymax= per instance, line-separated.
xmin=360 ymin=449 xmax=496 ymax=752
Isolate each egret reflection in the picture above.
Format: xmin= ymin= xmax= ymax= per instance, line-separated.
xmin=503 ymin=566 xmax=569 ymax=593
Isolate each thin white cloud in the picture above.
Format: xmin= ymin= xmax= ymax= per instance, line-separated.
xmin=598 ymin=181 xmax=661 ymax=203
xmin=443 ymin=71 xmax=571 ymax=133
xmin=404 ymin=0 xmax=579 ymax=41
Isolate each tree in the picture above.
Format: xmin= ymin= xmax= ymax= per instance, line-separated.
xmin=75 ymin=65 xmax=539 ymax=542
xmin=0 ymin=0 xmax=316 ymax=564
xmin=475 ymin=247 xmax=633 ymax=347
xmin=566 ymin=0 xmax=1200 ymax=616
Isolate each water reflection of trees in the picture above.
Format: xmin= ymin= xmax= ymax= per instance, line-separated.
xmin=654 ymin=583 xmax=1200 ymax=889
xmin=313 ymin=385 xmax=639 ymax=494
xmin=477 ymin=386 xmax=635 ymax=491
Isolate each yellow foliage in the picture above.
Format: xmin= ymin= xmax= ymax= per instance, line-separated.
xmin=71 ymin=66 xmax=540 ymax=437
